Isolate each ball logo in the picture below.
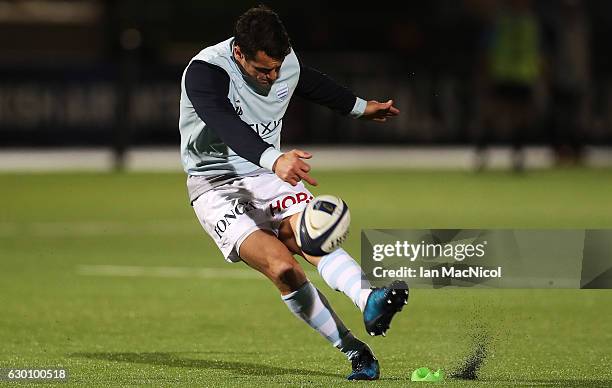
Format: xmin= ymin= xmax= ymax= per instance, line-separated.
xmin=313 ymin=201 xmax=336 ymax=215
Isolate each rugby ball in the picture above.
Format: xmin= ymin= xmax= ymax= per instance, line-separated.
xmin=295 ymin=195 xmax=350 ymax=256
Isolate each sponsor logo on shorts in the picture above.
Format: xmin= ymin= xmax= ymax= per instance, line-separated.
xmin=269 ymin=192 xmax=313 ymax=215
xmin=214 ymin=200 xmax=257 ymax=239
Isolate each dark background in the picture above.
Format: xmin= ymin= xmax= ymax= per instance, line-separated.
xmin=0 ymin=0 xmax=610 ymax=149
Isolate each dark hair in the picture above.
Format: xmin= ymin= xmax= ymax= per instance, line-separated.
xmin=234 ymin=5 xmax=291 ymax=60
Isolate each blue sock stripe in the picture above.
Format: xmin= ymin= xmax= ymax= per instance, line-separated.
xmin=316 ymin=291 xmax=349 ymax=345
xmin=324 ymin=319 xmax=344 ymax=344
xmin=325 ymin=331 xmax=342 ymax=345
xmin=329 ymin=320 xmax=351 ymax=346
xmin=317 ymin=249 xmax=344 ymax=275
xmin=346 ymin=276 xmax=363 ymax=300
xmin=326 ymin=260 xmax=354 ymax=287
xmin=343 ymin=272 xmax=362 ymax=297
xmin=309 ymin=307 xmax=333 ymax=329
xmin=317 ymin=256 xmax=330 ymax=275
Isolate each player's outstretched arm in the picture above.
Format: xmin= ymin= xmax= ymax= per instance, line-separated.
xmin=295 ymin=60 xmax=400 ymax=122
xmin=295 ymin=63 xmax=359 ymax=116
xmin=273 ymin=149 xmax=318 ymax=187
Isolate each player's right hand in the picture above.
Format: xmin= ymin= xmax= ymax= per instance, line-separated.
xmin=273 ymin=149 xmax=318 ymax=186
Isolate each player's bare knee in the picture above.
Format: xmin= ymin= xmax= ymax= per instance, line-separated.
xmin=269 ymin=260 xmax=306 ymax=291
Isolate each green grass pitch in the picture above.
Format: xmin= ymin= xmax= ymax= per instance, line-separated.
xmin=1 ymin=169 xmax=611 ymax=387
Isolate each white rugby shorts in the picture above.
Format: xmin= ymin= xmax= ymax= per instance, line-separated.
xmin=192 ymin=173 xmax=314 ymax=263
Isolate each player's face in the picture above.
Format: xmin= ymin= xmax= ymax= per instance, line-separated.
xmin=234 ymin=46 xmax=283 ymax=86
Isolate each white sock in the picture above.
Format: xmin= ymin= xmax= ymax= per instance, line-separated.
xmin=317 ymin=248 xmax=372 ymax=312
xmin=282 ymin=281 xmax=365 ymax=360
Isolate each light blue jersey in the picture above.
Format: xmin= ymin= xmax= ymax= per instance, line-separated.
xmin=180 ymin=37 xmax=366 ymax=202
xmin=179 ymin=37 xmax=299 ymax=178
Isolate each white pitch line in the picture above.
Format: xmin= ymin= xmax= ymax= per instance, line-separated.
xmin=0 ymin=221 xmax=198 ymax=238
xmin=4 ymin=146 xmax=612 ymax=172
xmin=77 ymin=265 xmax=264 ymax=280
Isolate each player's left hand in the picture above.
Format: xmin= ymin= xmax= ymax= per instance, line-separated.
xmin=361 ymin=99 xmax=400 ymax=122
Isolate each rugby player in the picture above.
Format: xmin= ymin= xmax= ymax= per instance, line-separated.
xmin=179 ymin=5 xmax=406 ymax=380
